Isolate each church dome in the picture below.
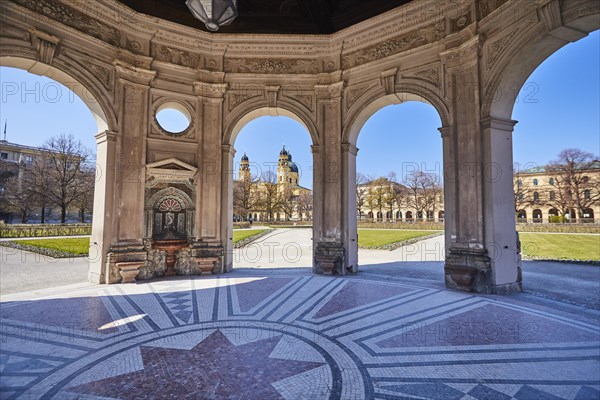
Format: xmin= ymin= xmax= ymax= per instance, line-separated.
xmin=279 ymin=145 xmax=288 ymax=156
xmin=289 ymin=161 xmax=299 ymax=173
xmin=241 ymin=152 xmax=249 ymax=162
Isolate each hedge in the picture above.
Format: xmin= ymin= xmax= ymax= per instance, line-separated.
xmin=0 ymin=223 xmax=92 ymax=238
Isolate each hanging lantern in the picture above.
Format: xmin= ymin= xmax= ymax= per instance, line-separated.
xmin=185 ymin=0 xmax=238 ymax=32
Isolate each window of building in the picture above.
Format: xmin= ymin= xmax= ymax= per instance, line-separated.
xmin=25 ymin=155 xmax=33 ymax=165
xmin=533 ymin=191 xmax=540 ymax=202
xmin=583 ymin=176 xmax=590 ymax=184
xmin=585 ymin=189 xmax=591 ymax=200
xmin=549 ymin=191 xmax=555 ymax=200
xmin=517 ymin=179 xmax=522 ymax=187
xmin=533 ymin=179 xmax=538 ymax=186
xmin=518 ymin=193 xmax=524 ymax=201
xmin=0 ymin=153 xmax=7 ymax=160
xmin=549 ymin=178 xmax=555 ymax=185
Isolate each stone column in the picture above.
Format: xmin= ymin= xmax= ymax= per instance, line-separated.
xmin=313 ymin=81 xmax=347 ymax=275
xmin=221 ymin=144 xmax=235 ymax=271
xmin=105 ymin=61 xmax=155 ymax=283
xmin=481 ymin=117 xmax=522 ymax=292
xmin=441 ymin=38 xmax=521 ymax=294
xmin=89 ymin=130 xmax=117 ymax=284
xmin=342 ymin=142 xmax=359 ymax=273
xmin=191 ymin=82 xmax=228 ymax=274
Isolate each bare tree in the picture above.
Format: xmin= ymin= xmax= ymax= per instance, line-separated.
xmin=233 ymin=175 xmax=259 ymax=221
xmin=28 ymin=134 xmax=92 ymax=223
xmin=258 ymin=170 xmax=280 ymax=221
xmin=404 ymin=171 xmax=429 ymax=218
xmin=423 ymin=173 xmax=443 ymax=220
xmin=279 ymin=187 xmax=296 ymax=221
xmin=356 ymin=172 xmax=368 ymax=219
xmin=296 ymin=192 xmax=313 ymax=220
xmin=513 ymin=176 xmax=532 ymax=214
xmin=366 ymin=177 xmax=387 ymax=220
xmin=2 ymin=171 xmax=34 ymax=223
xmin=547 ymin=149 xmax=599 ymax=220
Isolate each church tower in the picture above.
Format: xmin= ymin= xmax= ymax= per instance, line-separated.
xmin=277 ymin=145 xmax=290 ymax=193
xmin=239 ymin=152 xmax=251 ymax=182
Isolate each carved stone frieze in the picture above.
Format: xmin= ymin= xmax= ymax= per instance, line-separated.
xmin=449 ymin=9 xmax=473 ymax=34
xmin=13 ymin=0 xmax=121 ymax=47
xmin=194 ymin=82 xmax=228 ymax=99
xmin=315 ymin=81 xmax=345 ymax=100
xmin=224 ymin=58 xmax=318 ymax=74
xmin=152 ymin=43 xmax=201 ymax=69
xmin=226 ymin=90 xmax=263 ymax=112
xmin=342 ymin=22 xmax=446 ymax=69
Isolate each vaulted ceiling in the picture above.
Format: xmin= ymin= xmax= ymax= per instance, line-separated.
xmin=117 ymin=0 xmax=415 ymax=34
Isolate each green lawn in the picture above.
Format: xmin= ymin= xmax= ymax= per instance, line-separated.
xmin=520 ymin=233 xmax=600 ymax=261
xmin=233 ymin=229 xmax=267 ymax=244
xmin=12 ymin=237 xmax=90 ymax=255
xmin=357 ymin=229 xmax=439 ymax=248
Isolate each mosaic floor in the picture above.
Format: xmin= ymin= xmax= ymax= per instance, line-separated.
xmin=0 ymin=270 xmax=598 ymax=400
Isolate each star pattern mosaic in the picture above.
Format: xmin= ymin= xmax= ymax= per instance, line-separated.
xmin=0 ymin=272 xmax=598 ymax=399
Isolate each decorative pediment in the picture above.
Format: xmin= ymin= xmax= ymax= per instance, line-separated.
xmin=146 ymin=158 xmax=197 ymax=188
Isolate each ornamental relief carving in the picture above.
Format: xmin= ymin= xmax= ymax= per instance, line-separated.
xmin=401 ymin=66 xmax=441 ymax=87
xmin=224 ymin=58 xmax=318 ymax=74
xmin=152 ymin=43 xmax=202 ymax=69
xmin=13 ymin=0 xmax=121 ymax=47
xmin=226 ymin=90 xmax=264 ymax=112
xmin=342 ymin=21 xmax=446 ymax=69
xmin=61 ymin=48 xmax=113 ymax=91
xmin=345 ymin=85 xmax=371 ymax=111
xmin=486 ymin=29 xmax=519 ymax=68
xmin=449 ymin=10 xmax=473 ymax=33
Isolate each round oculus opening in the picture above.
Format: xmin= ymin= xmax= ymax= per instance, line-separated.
xmin=155 ymin=102 xmax=191 ymax=134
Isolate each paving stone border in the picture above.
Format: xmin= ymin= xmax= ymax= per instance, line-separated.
xmin=233 ymin=229 xmax=274 ymax=249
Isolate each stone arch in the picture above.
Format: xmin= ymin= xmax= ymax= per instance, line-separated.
xmin=343 ymin=84 xmax=450 ymax=146
xmin=147 ymin=187 xmax=194 ymax=210
xmin=224 ymin=102 xmax=319 ymax=146
xmin=0 ymin=54 xmax=117 ymax=133
xmin=483 ymin=12 xmax=600 ymax=120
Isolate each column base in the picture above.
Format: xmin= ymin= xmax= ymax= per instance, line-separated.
xmin=444 ymin=245 xmax=522 ymax=294
xmin=106 ymin=242 xmax=147 ymax=284
xmin=314 ymin=242 xmax=346 ymax=275
xmin=191 ymin=241 xmax=225 ymax=274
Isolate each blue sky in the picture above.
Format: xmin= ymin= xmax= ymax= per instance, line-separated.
xmin=1 ymin=30 xmax=598 ymax=189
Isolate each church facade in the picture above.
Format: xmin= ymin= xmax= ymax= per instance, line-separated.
xmin=235 ymin=146 xmax=312 ymax=222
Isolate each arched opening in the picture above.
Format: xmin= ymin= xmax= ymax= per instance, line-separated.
xmin=532 ymin=209 xmax=543 ymax=223
xmin=517 ymin=210 xmax=527 ymax=222
xmin=225 ymin=108 xmax=316 ymax=270
xmin=0 ymin=59 xmax=116 ymax=288
xmin=349 ymin=96 xmax=445 ymax=274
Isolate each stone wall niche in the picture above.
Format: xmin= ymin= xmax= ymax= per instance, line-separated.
xmin=141 ymin=158 xmax=199 ymax=279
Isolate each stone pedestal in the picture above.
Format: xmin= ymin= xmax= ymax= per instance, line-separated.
xmin=444 ymin=244 xmax=522 ymax=294
xmin=116 ymin=261 xmax=144 ymax=283
xmin=314 ymin=242 xmax=345 ymax=275
xmin=191 ymin=242 xmax=224 ymax=274
xmin=106 ymin=243 xmax=147 ymax=284
xmin=194 ymin=257 xmax=220 ymax=275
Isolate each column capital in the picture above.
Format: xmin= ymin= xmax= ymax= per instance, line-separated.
xmin=438 ymin=126 xmax=452 ymax=138
xmin=113 ymin=60 xmax=156 ymax=85
xmin=194 ymin=82 xmax=228 ymax=99
xmin=480 ymin=116 xmax=518 ymax=132
xmin=341 ymin=142 xmax=359 ymax=156
xmin=380 ymin=68 xmax=398 ymax=95
xmin=315 ymin=81 xmax=345 ymax=100
xmin=95 ymin=130 xmax=117 ymax=144
xmin=221 ymin=144 xmax=235 ymax=157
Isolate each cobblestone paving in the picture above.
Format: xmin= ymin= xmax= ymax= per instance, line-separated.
xmin=0 ymin=270 xmax=598 ymax=399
